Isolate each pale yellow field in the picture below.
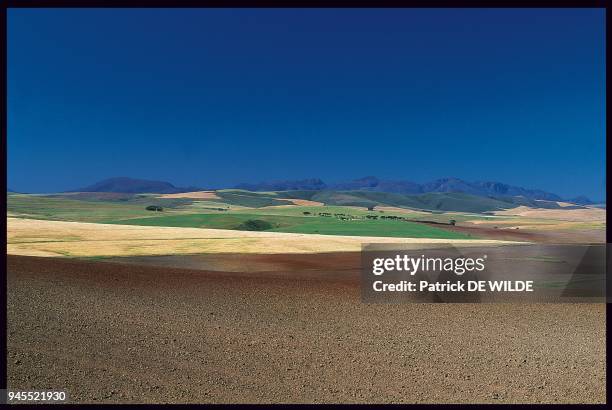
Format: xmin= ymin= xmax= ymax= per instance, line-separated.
xmin=159 ymin=191 xmax=323 ymax=206
xmin=493 ymin=206 xmax=605 ymax=222
xmin=260 ymin=200 xmax=325 ymax=209
xmin=7 ymin=217 xmax=512 ymax=258
xmin=471 ymin=221 xmax=604 ymax=231
xmin=158 ymin=191 xmax=220 ymax=199
xmin=277 ymin=198 xmax=325 ymax=206
xmin=376 ymin=206 xmax=430 ymax=215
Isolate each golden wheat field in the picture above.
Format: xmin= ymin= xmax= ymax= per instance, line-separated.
xmin=6 ymin=217 xmax=513 ymax=258
xmin=493 ymin=205 xmax=605 ymax=222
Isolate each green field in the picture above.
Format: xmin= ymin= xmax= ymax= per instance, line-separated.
xmin=8 ymin=191 xmax=491 ymax=239
xmin=110 ymin=213 xmax=474 ymax=239
xmin=7 ymin=194 xmax=162 ymax=222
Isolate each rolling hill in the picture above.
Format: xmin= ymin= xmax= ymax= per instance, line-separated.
xmin=235 ymin=178 xmax=327 ymax=191
xmin=278 ymin=190 xmax=573 ymax=212
xmin=64 ymin=176 xmax=595 ymax=211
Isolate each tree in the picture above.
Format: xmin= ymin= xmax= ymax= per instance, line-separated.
xmin=236 ymin=219 xmax=273 ymax=231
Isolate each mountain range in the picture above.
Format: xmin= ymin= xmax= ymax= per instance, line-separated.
xmin=65 ymin=176 xmax=595 ymax=204
xmin=236 ymin=176 xmax=594 ymax=204
xmin=69 ymin=177 xmax=202 ymax=194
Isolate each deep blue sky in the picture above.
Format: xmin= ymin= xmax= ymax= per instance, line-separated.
xmin=8 ymin=8 xmax=606 ymax=200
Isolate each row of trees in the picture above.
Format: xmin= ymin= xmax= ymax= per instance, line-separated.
xmin=301 ymin=210 xmax=458 ymax=226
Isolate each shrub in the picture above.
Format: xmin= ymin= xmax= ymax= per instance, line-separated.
xmin=236 ymin=219 xmax=273 ymax=231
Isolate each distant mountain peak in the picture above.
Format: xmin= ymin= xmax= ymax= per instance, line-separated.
xmin=69 ymin=177 xmax=201 ymax=194
xmin=70 ymin=175 xmax=590 ymax=205
xmin=568 ymin=195 xmax=594 ymax=205
xmin=235 ymin=175 xmax=576 ymax=202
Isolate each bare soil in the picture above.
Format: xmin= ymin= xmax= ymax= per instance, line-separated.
xmin=7 ymin=255 xmax=605 ymax=404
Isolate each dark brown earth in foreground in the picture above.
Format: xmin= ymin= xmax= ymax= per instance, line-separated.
xmin=7 ymin=255 xmax=605 ymax=404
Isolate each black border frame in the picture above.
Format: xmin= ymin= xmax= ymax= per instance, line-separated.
xmin=0 ymin=2 xmax=608 ymax=408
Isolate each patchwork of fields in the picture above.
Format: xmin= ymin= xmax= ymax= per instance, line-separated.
xmin=7 ymin=192 xmax=479 ymax=238
xmin=6 ymin=189 xmax=605 ymax=258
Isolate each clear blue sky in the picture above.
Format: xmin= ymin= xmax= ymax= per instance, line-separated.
xmin=8 ymin=8 xmax=606 ymax=200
